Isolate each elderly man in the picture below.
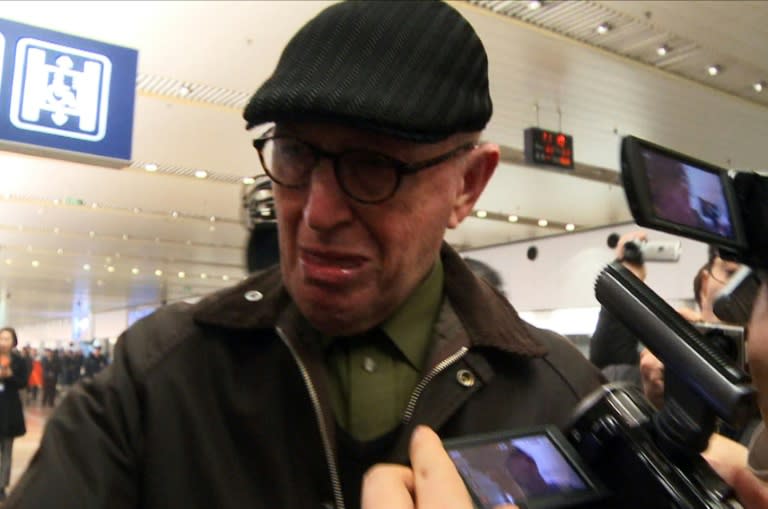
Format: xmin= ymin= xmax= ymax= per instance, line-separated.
xmin=7 ymin=3 xmax=602 ymax=509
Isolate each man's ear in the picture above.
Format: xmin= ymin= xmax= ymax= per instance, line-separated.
xmin=448 ymin=144 xmax=499 ymax=228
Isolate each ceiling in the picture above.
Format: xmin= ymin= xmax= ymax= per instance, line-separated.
xmin=1 ymin=0 xmax=767 ymax=330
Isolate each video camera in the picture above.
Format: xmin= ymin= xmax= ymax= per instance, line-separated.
xmin=446 ymin=138 xmax=765 ymax=508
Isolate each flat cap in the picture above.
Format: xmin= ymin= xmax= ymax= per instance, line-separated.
xmin=243 ymin=0 xmax=492 ymax=142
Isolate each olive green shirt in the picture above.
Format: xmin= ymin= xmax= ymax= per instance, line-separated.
xmin=321 ymin=259 xmax=444 ymax=441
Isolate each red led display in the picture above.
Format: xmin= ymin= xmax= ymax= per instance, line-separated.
xmin=524 ymin=127 xmax=574 ymax=169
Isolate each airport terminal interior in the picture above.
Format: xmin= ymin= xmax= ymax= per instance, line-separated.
xmin=0 ymin=0 xmax=767 ymax=501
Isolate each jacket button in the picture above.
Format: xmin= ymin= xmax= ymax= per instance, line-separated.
xmin=456 ymin=369 xmax=475 ymax=387
xmin=244 ymin=290 xmax=263 ymax=302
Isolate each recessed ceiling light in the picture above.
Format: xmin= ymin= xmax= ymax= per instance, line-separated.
xmin=154 ymin=269 xmax=163 ymax=276
xmin=131 ymin=267 xmax=140 ymax=275
xmin=565 ymin=223 xmax=576 ymax=231
xmin=178 ymin=271 xmax=186 ymax=278
xmin=91 ymin=202 xmax=98 ymax=208
xmin=31 ymin=260 xmax=40 ymax=267
xmin=754 ymin=81 xmax=766 ymax=93
xmin=707 ymin=64 xmax=721 ymax=76
xmin=596 ymin=23 xmax=612 ymax=34
xmin=52 ymin=199 xmax=60 ymax=205
xmin=83 ymin=264 xmax=91 ymax=271
xmin=56 ymin=248 xmax=64 ymax=255
xmin=107 ymin=266 xmax=115 ymax=272
xmin=179 ymin=85 xmax=191 ymax=97
xmin=133 ymin=207 xmax=141 ymax=214
xmin=53 ymin=227 xmax=60 ymax=234
xmin=194 ymin=170 xmax=208 ymax=179
xmin=507 ymin=215 xmax=518 ymax=223
xmin=209 ymin=225 xmax=216 ymax=232
xmin=201 ymin=273 xmax=208 ymax=279
xmin=144 ymin=163 xmax=158 ymax=172
xmin=538 ymin=219 xmax=549 ymax=227
xmin=222 ymin=275 xmax=230 ymax=281
xmin=209 ymin=216 xmax=216 ymax=222
xmin=476 ymin=210 xmax=488 ymax=218
xmin=528 ymin=0 xmax=542 ymax=9
xmin=171 ymin=211 xmax=179 ymax=218
xmin=123 ymin=234 xmax=129 ymax=240
xmin=656 ymin=45 xmax=669 ymax=56
xmin=4 ymin=259 xmax=12 ymax=265
xmin=89 ymin=231 xmax=96 ymax=238
xmin=242 ymin=176 xmax=256 ymax=185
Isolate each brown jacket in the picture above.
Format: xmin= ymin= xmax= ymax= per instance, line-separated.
xmin=7 ymin=244 xmax=602 ymax=509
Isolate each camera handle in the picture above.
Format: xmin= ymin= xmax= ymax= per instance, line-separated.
xmin=651 ymin=372 xmax=716 ymax=463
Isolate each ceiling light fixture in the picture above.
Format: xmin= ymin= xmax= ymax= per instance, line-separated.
xmin=144 ymin=163 xmax=158 ymax=172
xmin=222 ymin=275 xmax=230 ymax=281
xmin=242 ymin=176 xmax=256 ymax=185
xmin=122 ymin=234 xmax=129 ymax=240
xmin=91 ymin=202 xmax=98 ymax=208
xmin=596 ymin=23 xmax=612 ymax=35
xmin=83 ymin=264 xmax=91 ymax=271
xmin=179 ymin=85 xmax=191 ymax=97
xmin=194 ymin=170 xmax=208 ymax=179
xmin=565 ymin=223 xmax=576 ymax=232
xmin=4 ymin=259 xmax=12 ymax=265
xmin=131 ymin=267 xmax=140 ymax=275
xmin=201 ymin=273 xmax=208 ymax=279
xmin=656 ymin=45 xmax=669 ymax=56
xmin=209 ymin=216 xmax=216 ymax=222
xmin=476 ymin=210 xmax=488 ymax=218
xmin=538 ymin=219 xmax=549 ymax=227
xmin=178 ymin=271 xmax=186 ymax=278
xmin=107 ymin=266 xmax=115 ymax=272
xmin=89 ymin=231 xmax=96 ymax=238
xmin=528 ymin=0 xmax=542 ymax=9
xmin=56 ymin=248 xmax=64 ymax=255
xmin=31 ymin=260 xmax=40 ymax=267
xmin=754 ymin=81 xmax=766 ymax=93
xmin=133 ymin=207 xmax=141 ymax=214
xmin=53 ymin=227 xmax=60 ymax=234
xmin=507 ymin=215 xmax=518 ymax=223
xmin=171 ymin=211 xmax=179 ymax=218
xmin=707 ymin=64 xmax=721 ymax=76
xmin=154 ymin=269 xmax=163 ymax=276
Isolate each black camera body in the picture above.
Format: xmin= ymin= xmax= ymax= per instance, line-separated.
xmin=567 ymin=383 xmax=737 ymax=509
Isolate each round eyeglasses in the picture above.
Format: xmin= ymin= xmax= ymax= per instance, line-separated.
xmin=252 ymin=135 xmax=476 ymax=204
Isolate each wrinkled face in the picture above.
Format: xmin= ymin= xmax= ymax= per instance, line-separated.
xmin=270 ymin=122 xmax=489 ymax=336
xmin=700 ymin=256 xmax=741 ymax=321
xmin=0 ymin=330 xmax=14 ymax=352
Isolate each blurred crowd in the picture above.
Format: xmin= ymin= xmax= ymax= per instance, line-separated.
xmin=19 ymin=344 xmax=108 ymax=407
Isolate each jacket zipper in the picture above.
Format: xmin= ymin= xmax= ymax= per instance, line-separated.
xmin=402 ymin=347 xmax=469 ymax=423
xmin=276 ymin=327 xmax=345 ymax=509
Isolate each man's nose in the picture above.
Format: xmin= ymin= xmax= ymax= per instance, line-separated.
xmin=302 ymin=160 xmax=354 ymax=231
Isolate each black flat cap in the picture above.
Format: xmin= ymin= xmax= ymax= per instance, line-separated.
xmin=243 ymin=0 xmax=492 ymax=142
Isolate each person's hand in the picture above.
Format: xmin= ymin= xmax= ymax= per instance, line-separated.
xmin=748 ymin=282 xmax=768 ymax=423
xmin=615 ymin=231 xmax=647 ymax=281
xmin=639 ymin=348 xmax=664 ymax=409
xmin=676 ymin=306 xmax=703 ymax=323
xmin=706 ymin=458 xmax=768 ymax=509
xmin=362 ymin=426 xmax=517 ymax=509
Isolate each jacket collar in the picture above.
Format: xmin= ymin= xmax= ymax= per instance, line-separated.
xmin=193 ymin=243 xmax=546 ymax=358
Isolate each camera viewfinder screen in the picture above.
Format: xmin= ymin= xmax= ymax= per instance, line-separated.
xmin=641 ymin=148 xmax=734 ymax=240
xmin=448 ymin=433 xmax=589 ymax=508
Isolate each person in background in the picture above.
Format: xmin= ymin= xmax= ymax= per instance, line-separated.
xmin=82 ymin=344 xmax=108 ymax=379
xmin=26 ymin=348 xmax=42 ymax=405
xmin=588 ymin=231 xmax=648 ymax=386
xmin=5 ymin=3 xmax=603 ymax=508
xmin=0 ymin=328 xmax=28 ymax=501
xmin=41 ymin=348 xmax=60 ymax=408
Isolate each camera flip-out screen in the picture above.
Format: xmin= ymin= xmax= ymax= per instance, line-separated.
xmin=621 ymin=136 xmax=747 ymax=252
xmin=445 ymin=426 xmax=606 ymax=509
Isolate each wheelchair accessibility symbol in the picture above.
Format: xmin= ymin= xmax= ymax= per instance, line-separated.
xmin=10 ymin=38 xmax=112 ymax=141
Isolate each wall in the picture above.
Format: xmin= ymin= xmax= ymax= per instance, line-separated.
xmin=462 ymin=222 xmax=709 ymax=312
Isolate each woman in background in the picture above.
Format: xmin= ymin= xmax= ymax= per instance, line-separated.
xmin=0 ymin=327 xmax=28 ymax=500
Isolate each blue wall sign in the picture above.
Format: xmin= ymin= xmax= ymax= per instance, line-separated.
xmin=0 ymin=18 xmax=138 ymax=166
